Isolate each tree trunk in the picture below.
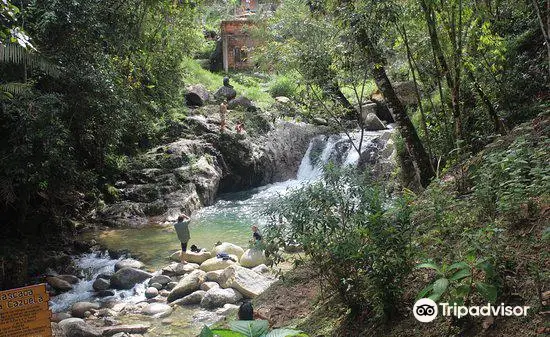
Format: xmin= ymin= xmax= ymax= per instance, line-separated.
xmin=325 ymin=82 xmax=358 ymax=118
xmin=467 ymin=70 xmax=506 ymax=134
xmin=419 ymin=0 xmax=463 ymax=140
xmin=371 ymin=65 xmax=435 ymax=188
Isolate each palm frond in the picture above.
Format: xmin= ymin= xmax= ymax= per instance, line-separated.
xmin=0 ymin=44 xmax=62 ymax=77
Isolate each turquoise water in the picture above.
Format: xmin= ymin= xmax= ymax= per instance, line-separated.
xmin=89 ymin=179 xmax=306 ymax=269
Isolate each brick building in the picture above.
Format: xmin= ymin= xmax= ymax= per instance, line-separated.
xmin=221 ymin=20 xmax=256 ymax=72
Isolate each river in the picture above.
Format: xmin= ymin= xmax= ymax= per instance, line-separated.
xmin=49 ymin=129 xmax=391 ymax=336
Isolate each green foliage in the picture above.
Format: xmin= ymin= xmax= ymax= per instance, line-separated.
xmin=416 ymin=256 xmax=498 ymax=304
xmin=265 ymin=167 xmax=413 ymax=320
xmin=473 ymin=132 xmax=550 ymax=222
xmin=268 ymin=75 xmax=298 ymax=98
xmin=1 ymin=1 xmax=32 ymax=48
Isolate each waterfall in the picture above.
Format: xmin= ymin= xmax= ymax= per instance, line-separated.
xmin=297 ymin=131 xmax=384 ymax=180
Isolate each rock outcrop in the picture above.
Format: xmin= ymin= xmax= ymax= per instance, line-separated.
xmin=97 ymin=115 xmax=324 ymax=227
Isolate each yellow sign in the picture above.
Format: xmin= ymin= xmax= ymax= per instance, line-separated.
xmin=0 ymin=284 xmax=52 ymax=337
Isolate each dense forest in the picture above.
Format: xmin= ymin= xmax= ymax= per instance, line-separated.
xmin=0 ymin=0 xmax=548 ymax=335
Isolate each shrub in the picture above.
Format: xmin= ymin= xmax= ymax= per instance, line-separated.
xmin=268 ymin=75 xmax=297 ymax=98
xmin=264 ymin=166 xmax=413 ymax=320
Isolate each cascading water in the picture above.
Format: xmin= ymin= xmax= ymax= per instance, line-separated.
xmin=61 ymin=129 xmax=391 ymax=331
xmin=49 ymin=252 xmax=147 ymax=313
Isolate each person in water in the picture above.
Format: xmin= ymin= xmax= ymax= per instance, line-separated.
xmin=174 ymin=214 xmax=191 ymax=264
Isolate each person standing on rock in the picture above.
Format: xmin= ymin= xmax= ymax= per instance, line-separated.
xmin=174 ymin=214 xmax=191 ymax=264
xmin=220 ymin=100 xmax=228 ymax=132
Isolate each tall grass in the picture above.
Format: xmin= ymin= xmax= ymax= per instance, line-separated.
xmin=180 ymin=58 xmax=274 ymax=109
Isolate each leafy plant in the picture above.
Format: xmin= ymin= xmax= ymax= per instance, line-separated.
xmin=416 ymin=255 xmax=498 ymax=305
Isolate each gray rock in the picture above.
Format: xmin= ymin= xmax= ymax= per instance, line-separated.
xmin=110 ymin=268 xmax=152 ymax=290
xmin=92 ymin=278 xmax=110 ymax=291
xmin=167 ymin=269 xmax=207 ymax=303
xmin=97 ymin=290 xmax=115 ymax=297
xmin=58 ymin=318 xmax=102 ymax=337
xmin=165 ymin=281 xmax=178 ymax=291
xmin=52 ymin=312 xmax=72 ymax=323
xmin=162 ymin=262 xmax=199 ymax=276
xmin=149 ymin=275 xmax=172 ymax=286
xmin=102 ymin=324 xmax=150 ymax=336
xmin=251 ymin=264 xmax=269 ymax=275
xmin=200 ymin=287 xmax=243 ymax=309
xmin=150 ymin=282 xmax=163 ymax=290
xmin=97 ymin=273 xmax=112 ymax=280
xmin=185 ymin=84 xmax=210 ymax=107
xmin=362 ymin=113 xmax=386 ymax=131
xmin=70 ymin=301 xmax=100 ymax=318
xmin=228 ymin=96 xmax=255 ymax=111
xmin=142 ymin=303 xmax=173 ymax=317
xmin=145 ymin=287 xmax=159 ymax=299
xmin=57 ymin=274 xmax=80 ymax=284
xmin=171 ymin=290 xmax=206 ymax=306
xmin=215 ymin=303 xmax=240 ymax=316
xmin=114 ymin=259 xmax=144 ymax=272
xmin=200 ymin=281 xmax=220 ymax=291
xmin=215 ymin=85 xmax=237 ymax=101
xmin=46 ymin=276 xmax=73 ymax=292
xmin=239 ymin=249 xmax=266 ymax=268
xmin=205 ymin=270 xmax=223 ymax=283
xmin=51 ymin=322 xmax=65 ymax=337
xmin=218 ymin=265 xmax=273 ymax=298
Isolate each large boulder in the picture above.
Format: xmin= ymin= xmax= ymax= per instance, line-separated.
xmin=177 ymin=251 xmax=212 ymax=264
xmin=239 ymin=249 xmax=266 ymax=268
xmin=92 ymin=278 xmax=110 ymax=291
xmin=218 ymin=265 xmax=273 ymax=298
xmin=185 ymin=84 xmax=210 ymax=107
xmin=162 ymin=262 xmax=199 ymax=276
xmin=205 ymin=270 xmax=224 ymax=282
xmin=200 ymin=287 xmax=243 ymax=309
xmin=149 ymin=275 xmax=172 ymax=286
xmin=57 ymin=275 xmax=79 ymax=284
xmin=214 ymin=85 xmax=237 ymax=102
xmin=46 ymin=276 xmax=73 ymax=292
xmin=70 ymin=302 xmax=100 ymax=318
xmin=199 ymin=257 xmax=237 ymax=272
xmin=171 ymin=290 xmax=206 ymax=306
xmin=58 ymin=318 xmax=102 ymax=337
xmin=228 ymin=96 xmax=255 ymax=111
xmin=114 ymin=259 xmax=144 ymax=272
xmin=362 ymin=113 xmax=386 ymax=131
xmin=110 ymin=268 xmax=153 ymax=290
xmin=212 ymin=243 xmax=245 ymax=259
xmin=142 ymin=303 xmax=173 ymax=317
xmin=167 ymin=269 xmax=207 ymax=303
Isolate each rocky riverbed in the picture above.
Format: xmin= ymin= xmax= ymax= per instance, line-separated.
xmin=47 ymin=242 xmax=275 ymax=337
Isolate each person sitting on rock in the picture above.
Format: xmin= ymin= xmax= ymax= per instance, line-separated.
xmin=174 ymin=214 xmax=191 ymax=264
xmin=220 ymin=100 xmax=228 ymax=132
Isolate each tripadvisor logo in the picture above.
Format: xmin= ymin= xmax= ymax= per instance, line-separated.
xmin=413 ymin=299 xmax=530 ymax=323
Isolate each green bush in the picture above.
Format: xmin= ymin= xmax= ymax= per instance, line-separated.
xmin=473 ymin=132 xmax=550 ymax=222
xmin=268 ymin=75 xmax=297 ymax=98
xmin=264 ymin=166 xmax=413 ymax=320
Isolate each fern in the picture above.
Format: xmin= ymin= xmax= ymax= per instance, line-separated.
xmin=0 ymin=82 xmax=31 ymax=96
xmin=0 ymin=44 xmax=61 ymax=77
